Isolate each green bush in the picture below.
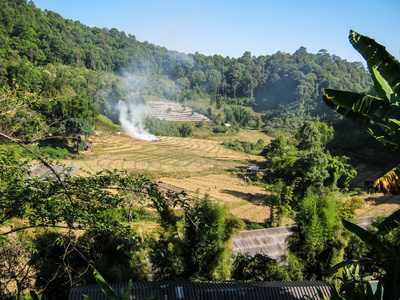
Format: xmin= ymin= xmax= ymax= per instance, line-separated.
xmin=35 ymin=145 xmax=74 ymax=159
xmin=222 ymin=138 xmax=264 ymax=155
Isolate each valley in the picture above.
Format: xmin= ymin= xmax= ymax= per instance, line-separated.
xmin=62 ymin=130 xmax=400 ymax=224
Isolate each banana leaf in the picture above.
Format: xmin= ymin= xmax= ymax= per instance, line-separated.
xmin=366 ymin=122 xmax=400 ymax=148
xmin=342 ymin=220 xmax=392 ymax=257
xmin=323 ymin=89 xmax=382 ymax=112
xmin=376 ymin=207 xmax=400 ymax=234
xmin=369 ymin=167 xmax=400 ymax=195
xmin=92 ymin=269 xmax=120 ymax=300
xmin=324 ymin=89 xmax=400 ymax=120
xmin=371 ymin=66 xmax=394 ymax=103
xmin=328 ymin=257 xmax=372 ymax=274
xmin=323 ymin=90 xmax=400 ymax=148
xmin=349 ymin=30 xmax=400 ymax=98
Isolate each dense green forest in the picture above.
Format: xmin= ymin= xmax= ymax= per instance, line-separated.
xmin=0 ymin=0 xmax=374 ymax=141
xmin=1 ymin=1 xmax=398 ymax=299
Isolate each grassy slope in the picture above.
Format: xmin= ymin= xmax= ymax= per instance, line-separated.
xmin=61 ymin=129 xmax=399 ymax=224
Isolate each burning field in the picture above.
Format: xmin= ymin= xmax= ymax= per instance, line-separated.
xmin=61 ymin=132 xmax=268 ymax=222
xmin=61 ymin=132 xmax=400 ymax=223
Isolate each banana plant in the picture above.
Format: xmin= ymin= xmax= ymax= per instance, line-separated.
xmin=323 ymin=30 xmax=400 ymax=194
xmin=328 ymin=265 xmax=381 ymax=300
xmin=328 ymin=208 xmax=400 ymax=300
xmin=83 ymin=269 xmax=156 ymax=300
xmin=323 ymin=30 xmax=400 ymax=300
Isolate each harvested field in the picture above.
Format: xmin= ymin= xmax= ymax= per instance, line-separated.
xmin=61 ymin=131 xmax=400 ymax=223
xmin=159 ymin=174 xmax=269 ymax=223
xmin=68 ymin=133 xmax=263 ymax=174
xmin=61 ymin=132 xmax=268 ymax=222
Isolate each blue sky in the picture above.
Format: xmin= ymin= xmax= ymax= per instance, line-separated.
xmin=32 ymin=0 xmax=400 ymax=64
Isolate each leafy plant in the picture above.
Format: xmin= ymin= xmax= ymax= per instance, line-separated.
xmin=232 ymin=253 xmax=290 ymax=282
xmin=222 ymin=138 xmax=265 ymax=154
xmin=323 ymin=29 xmax=400 ymax=300
xmin=329 ymin=210 xmax=400 ymax=300
xmin=83 ymin=269 xmax=156 ymax=300
xmin=149 ymin=194 xmax=244 ymax=281
xmin=323 ymin=30 xmax=400 ymax=194
xmin=313 ymin=265 xmax=381 ymax=300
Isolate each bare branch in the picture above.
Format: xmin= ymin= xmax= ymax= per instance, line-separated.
xmin=0 ymin=224 xmax=76 ymax=236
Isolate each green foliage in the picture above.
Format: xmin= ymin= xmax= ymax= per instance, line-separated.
xmin=265 ymin=179 xmax=296 ymax=227
xmin=0 ymin=147 xmax=30 ymax=190
xmin=329 ymin=213 xmax=400 ymax=300
xmin=179 ymin=123 xmax=194 ymax=137
xmin=295 ymin=121 xmax=334 ymax=151
xmin=323 ymin=31 xmax=400 ymax=299
xmin=338 ymin=196 xmax=365 ymax=220
xmin=1 ymin=166 xmax=137 ymax=233
xmin=243 ymin=221 xmax=265 ymax=230
xmin=288 ymin=190 xmax=347 ymax=281
xmin=232 ymin=253 xmax=289 ymax=282
xmin=0 ymin=4 xmax=384 ymax=296
xmin=325 ymin=151 xmax=357 ymax=189
xmin=0 ymin=146 xmax=158 ymax=296
xmin=34 ymin=144 xmax=73 ymax=159
xmin=263 ymin=121 xmax=356 ymax=198
xmin=47 ymin=96 xmax=99 ymax=124
xmin=323 ymin=30 xmax=400 ymax=150
xmin=57 ymin=117 xmax=94 ymax=138
xmin=225 ymin=105 xmax=255 ymax=128
xmin=183 ymin=196 xmax=242 ymax=281
xmin=319 ymin=265 xmax=381 ymax=300
xmin=263 ymin=135 xmax=301 ymax=185
xmin=143 ymin=116 xmax=181 ymax=137
xmin=0 ymin=236 xmax=33 ymax=299
xmin=83 ymin=270 xmax=156 ymax=300
xmin=150 ymin=194 xmax=244 ymax=281
xmin=0 ymin=107 xmax=48 ymax=142
xmin=76 ymin=229 xmax=147 ymax=283
xmin=29 ymin=232 xmax=80 ymax=299
xmin=84 ymin=269 xmax=132 ymax=300
xmin=93 ymin=114 xmax=121 ymax=133
xmin=222 ymin=138 xmax=264 ymax=155
xmin=0 ymin=1 xmax=373 ymax=139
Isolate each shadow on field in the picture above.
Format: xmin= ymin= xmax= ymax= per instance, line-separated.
xmin=364 ymin=194 xmax=400 ymax=206
xmin=220 ymin=189 xmax=265 ymax=205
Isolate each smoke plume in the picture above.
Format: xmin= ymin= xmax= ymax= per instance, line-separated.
xmin=116 ymin=100 xmax=159 ymax=141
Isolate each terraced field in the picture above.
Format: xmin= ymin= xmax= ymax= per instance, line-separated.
xmin=67 ymin=134 xmax=262 ymax=174
xmin=61 ymin=132 xmax=268 ymax=222
xmin=61 ymin=131 xmax=400 ymax=223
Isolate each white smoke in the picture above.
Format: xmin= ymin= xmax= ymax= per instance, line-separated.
xmin=116 ymin=100 xmax=159 ymax=141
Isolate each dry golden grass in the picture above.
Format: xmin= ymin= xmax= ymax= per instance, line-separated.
xmin=61 ymin=131 xmax=400 ymax=223
xmin=61 ymin=132 xmax=269 ymax=222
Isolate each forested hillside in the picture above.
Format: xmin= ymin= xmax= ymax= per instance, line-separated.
xmin=0 ymin=0 xmax=373 ymax=137
xmin=2 ymin=1 xmax=400 ymax=299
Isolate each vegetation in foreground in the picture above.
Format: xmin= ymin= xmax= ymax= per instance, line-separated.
xmin=318 ymin=29 xmax=400 ymax=300
xmin=0 ymin=0 xmax=399 ymax=299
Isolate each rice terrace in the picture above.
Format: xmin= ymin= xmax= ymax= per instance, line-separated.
xmin=61 ymin=131 xmax=269 ymax=223
xmin=61 ymin=130 xmax=400 ymax=224
xmin=3 ymin=1 xmax=400 ymax=298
